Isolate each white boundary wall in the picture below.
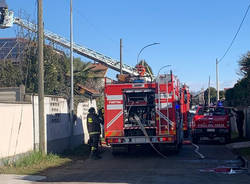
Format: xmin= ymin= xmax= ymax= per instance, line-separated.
xmin=0 ymin=103 xmax=33 ymax=158
xmin=0 ymin=95 xmax=96 ymax=159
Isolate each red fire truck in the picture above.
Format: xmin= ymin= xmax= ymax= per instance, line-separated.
xmin=191 ymin=106 xmax=231 ymax=143
xmin=104 ymin=70 xmax=184 ymax=154
xmin=180 ymin=84 xmax=191 ymax=138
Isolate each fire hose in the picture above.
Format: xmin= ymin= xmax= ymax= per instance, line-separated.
xmin=192 ymin=143 xmax=205 ymax=159
xmin=133 ymin=114 xmax=168 ymax=159
xmin=133 ymin=114 xmax=207 ymax=160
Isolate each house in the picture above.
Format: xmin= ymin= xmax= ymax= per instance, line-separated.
xmin=0 ymin=37 xmax=27 ymax=64
xmin=86 ymin=63 xmax=108 ymax=92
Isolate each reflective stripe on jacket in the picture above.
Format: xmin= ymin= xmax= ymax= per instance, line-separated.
xmin=87 ymin=113 xmax=101 ymax=134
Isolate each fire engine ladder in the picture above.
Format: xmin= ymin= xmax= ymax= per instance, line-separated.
xmin=166 ymin=78 xmax=170 ymax=134
xmin=13 ymin=17 xmax=140 ymax=75
xmin=157 ymin=76 xmax=172 ymax=135
xmin=157 ymin=81 xmax=162 ymax=135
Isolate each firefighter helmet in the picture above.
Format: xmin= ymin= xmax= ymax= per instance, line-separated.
xmin=88 ymin=107 xmax=95 ymax=113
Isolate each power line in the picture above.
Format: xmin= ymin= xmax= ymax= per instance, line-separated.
xmin=218 ymin=3 xmax=250 ymax=63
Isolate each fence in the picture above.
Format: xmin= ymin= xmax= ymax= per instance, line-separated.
xmin=0 ymin=95 xmax=96 ymax=160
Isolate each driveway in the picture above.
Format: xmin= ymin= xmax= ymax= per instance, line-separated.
xmin=1 ymin=143 xmax=249 ymax=184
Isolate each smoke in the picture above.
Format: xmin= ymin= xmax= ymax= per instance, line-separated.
xmin=0 ymin=0 xmax=7 ymax=8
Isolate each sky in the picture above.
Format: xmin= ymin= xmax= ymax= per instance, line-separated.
xmin=1 ymin=0 xmax=250 ymax=91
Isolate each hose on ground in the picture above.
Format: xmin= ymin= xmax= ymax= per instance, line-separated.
xmin=192 ymin=143 xmax=205 ymax=159
xmin=134 ymin=114 xmax=168 ymax=159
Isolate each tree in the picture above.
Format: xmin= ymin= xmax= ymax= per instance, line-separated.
xmin=21 ymin=43 xmax=69 ymax=95
xmin=0 ymin=60 xmax=23 ymax=87
xmin=67 ymin=58 xmax=95 ymax=88
xmin=225 ymin=51 xmax=250 ymax=107
xmin=238 ymin=51 xmax=250 ymax=78
xmin=225 ymin=78 xmax=250 ymax=106
xmin=0 ymin=40 xmax=101 ymax=99
xmin=219 ymin=90 xmax=225 ymax=100
xmin=204 ymin=87 xmax=217 ymax=105
xmin=43 ymin=46 xmax=69 ymax=95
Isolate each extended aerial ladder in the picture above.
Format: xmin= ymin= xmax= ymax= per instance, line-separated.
xmin=0 ymin=3 xmax=142 ymax=76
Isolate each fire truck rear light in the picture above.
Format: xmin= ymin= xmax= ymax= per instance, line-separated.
xmin=162 ymin=137 xmax=168 ymax=141
xmin=158 ymin=137 xmax=168 ymax=142
xmin=108 ymin=138 xmax=123 ymax=143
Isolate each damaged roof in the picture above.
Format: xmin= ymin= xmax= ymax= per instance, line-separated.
xmin=77 ymin=83 xmax=100 ymax=98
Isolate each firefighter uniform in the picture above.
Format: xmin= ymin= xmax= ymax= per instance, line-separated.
xmin=87 ymin=107 xmax=101 ymax=159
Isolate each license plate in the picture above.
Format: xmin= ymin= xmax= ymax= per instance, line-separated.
xmin=200 ymin=137 xmax=209 ymax=141
xmin=135 ymin=137 xmax=146 ymax=143
xmin=207 ymin=128 xmax=215 ymax=132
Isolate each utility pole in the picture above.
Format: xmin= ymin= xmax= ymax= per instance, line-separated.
xmin=69 ymin=0 xmax=74 ymax=150
xmin=70 ymin=0 xmax=74 ymax=121
xmin=120 ymin=38 xmax=123 ymax=74
xmin=208 ymin=76 xmax=211 ymax=106
xmin=216 ymin=59 xmax=219 ymax=101
xmin=201 ymin=88 xmax=205 ymax=105
xmin=38 ymin=0 xmax=46 ymax=155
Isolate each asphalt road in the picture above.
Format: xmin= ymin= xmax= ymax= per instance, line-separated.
xmin=38 ymin=142 xmax=250 ymax=184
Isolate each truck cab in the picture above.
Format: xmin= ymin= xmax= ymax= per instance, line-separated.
xmin=191 ymin=106 xmax=230 ymax=143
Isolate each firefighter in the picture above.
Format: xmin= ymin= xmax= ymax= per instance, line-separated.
xmin=87 ymin=107 xmax=102 ymax=160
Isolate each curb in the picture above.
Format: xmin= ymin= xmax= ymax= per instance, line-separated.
xmin=226 ymin=141 xmax=250 ymax=149
xmin=226 ymin=143 xmax=250 ymax=172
